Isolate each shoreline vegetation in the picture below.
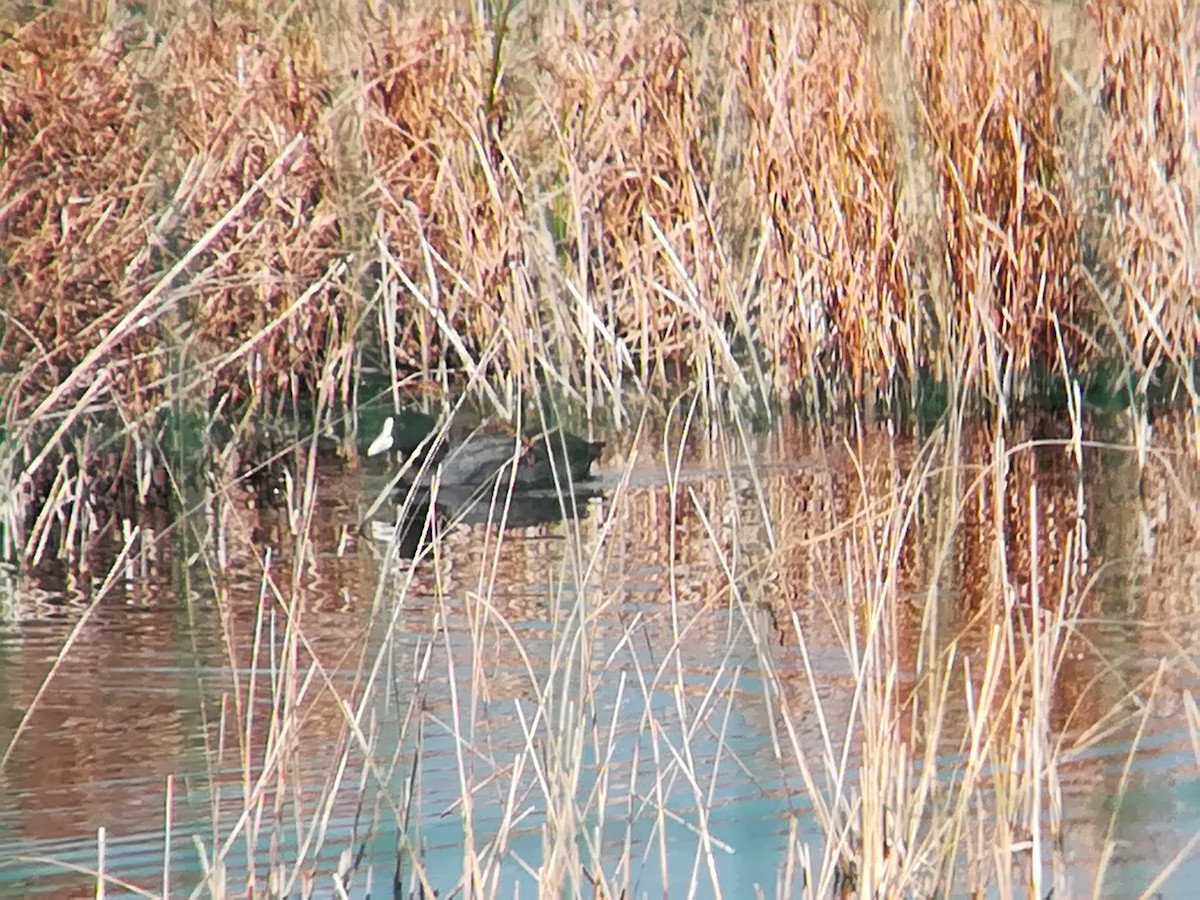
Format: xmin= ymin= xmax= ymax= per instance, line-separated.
xmin=0 ymin=0 xmax=1197 ymax=530
xmin=0 ymin=2 xmax=1197 ymax=898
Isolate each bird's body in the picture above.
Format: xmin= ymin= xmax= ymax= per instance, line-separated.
xmin=416 ymin=432 xmax=526 ymax=487
xmin=369 ymin=416 xmax=604 ymax=491
xmin=522 ymin=429 xmax=606 ymax=487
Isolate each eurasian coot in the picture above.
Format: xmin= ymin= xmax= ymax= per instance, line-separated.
xmin=369 ymin=417 xmax=604 ymax=490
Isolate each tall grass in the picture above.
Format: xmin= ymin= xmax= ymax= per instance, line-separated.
xmin=1089 ymin=1 xmax=1199 ymax=410
xmin=2 ymin=0 xmax=1197 ymax=544
xmin=911 ymin=1 xmax=1084 ymax=412
xmin=735 ymin=1 xmax=913 ymax=401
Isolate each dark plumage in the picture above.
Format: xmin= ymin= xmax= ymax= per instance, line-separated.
xmin=369 ymin=416 xmax=604 ymax=490
xmin=522 ymin=428 xmax=606 ymax=487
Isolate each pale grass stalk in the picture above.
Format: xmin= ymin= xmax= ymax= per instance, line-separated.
xmin=1027 ymin=482 xmax=1045 ymax=898
xmin=19 ymin=373 xmax=111 ymax=561
xmin=163 ymin=774 xmax=174 ymax=899
xmin=96 ymin=826 xmax=105 ymax=900
xmin=0 ymin=848 xmax=154 ymax=900
xmin=645 ymin=668 xmax=673 ymax=892
xmin=843 ymin=430 xmax=933 ymax=895
xmin=904 ymin=433 xmax=961 ymax=869
xmin=1093 ymin=662 xmax=1166 ymax=897
xmin=532 ymin=95 xmax=638 ymax=414
xmin=249 ymin=427 xmax=381 ymax=894
xmin=592 ymin=529 xmax=688 ymax=892
xmin=378 ymin=631 xmax=439 ymax=898
xmin=427 ymin=467 xmax=620 ymax=893
xmin=659 ymin=578 xmax=737 ymax=894
xmin=776 ymin=602 xmax=848 ymax=894
xmin=582 ymin=667 xmax=629 ymax=896
xmin=694 ymin=666 xmax=743 ymax=893
xmin=979 ymin=465 xmax=1078 ymax=893
xmin=238 ymin=555 xmax=271 ymax=888
xmin=676 ymin=434 xmax=792 ymax=892
xmin=266 ymin=619 xmax=306 ymax=888
xmin=373 ymin=239 xmax=404 ymax=416
xmin=1052 ymin=313 xmax=1086 ymax=470
xmin=209 ymin=258 xmax=351 ymax=391
xmin=564 ymin=277 xmax=634 ymax=417
xmin=193 ymin=695 xmax=230 ymax=895
xmin=541 ymin=554 xmax=604 ymax=890
xmin=26 ymin=457 xmax=71 ymax=566
xmin=657 ymin=392 xmax=710 ymax=899
xmin=959 ymin=631 xmax=1016 ymax=887
xmin=60 ymin=455 xmax=89 ymax=562
xmin=757 ymin=420 xmax=1103 ymax=895
xmin=205 ymin=572 xmax=282 ymax=889
xmin=1187 ymin=692 xmax=1200 ymax=766
xmin=436 ymin=562 xmax=483 ymax=894
xmin=387 ymin=239 xmax=510 ymax=419
xmin=203 ymin=550 xmax=374 ymax=896
xmin=1048 ymin=523 xmax=1085 ymax=898
xmin=645 ymin=212 xmax=748 ymax=400
xmin=1142 ymin=831 xmax=1200 ymax=899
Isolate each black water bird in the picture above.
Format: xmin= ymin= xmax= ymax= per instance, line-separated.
xmin=368 ymin=416 xmax=604 ymax=490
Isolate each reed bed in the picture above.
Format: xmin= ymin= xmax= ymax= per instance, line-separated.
xmin=735 ymin=1 xmax=913 ymax=399
xmin=1089 ymin=1 xmax=1198 ymax=400
xmin=2 ymin=0 xmax=1197 ymax=543
xmin=912 ymin=0 xmax=1084 ymax=405
xmin=0 ymin=2 xmax=1197 ymax=891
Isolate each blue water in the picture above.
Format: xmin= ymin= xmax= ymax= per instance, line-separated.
xmin=1 ymin=428 xmax=1198 ymax=898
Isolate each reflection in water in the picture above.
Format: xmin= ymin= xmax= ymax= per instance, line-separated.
xmin=364 ymin=480 xmax=604 ymax=559
xmin=0 ymin=415 xmax=1196 ymax=895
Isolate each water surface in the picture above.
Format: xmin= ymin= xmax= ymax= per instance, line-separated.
xmin=0 ymin=416 xmax=1197 ymax=896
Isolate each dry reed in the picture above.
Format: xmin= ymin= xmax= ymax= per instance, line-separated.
xmin=1089 ymin=0 xmax=1198 ymax=392
xmin=2 ymin=1 xmax=1196 ymax=490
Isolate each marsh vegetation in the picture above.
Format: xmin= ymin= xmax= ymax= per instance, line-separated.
xmin=0 ymin=0 xmax=1197 ymax=896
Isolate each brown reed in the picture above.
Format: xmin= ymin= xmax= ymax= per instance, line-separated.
xmin=1089 ymin=0 xmax=1198 ymax=384
xmin=1 ymin=0 xmax=1198 ymax=543
xmin=734 ymin=0 xmax=913 ymax=400
xmin=911 ymin=0 xmax=1084 ymax=402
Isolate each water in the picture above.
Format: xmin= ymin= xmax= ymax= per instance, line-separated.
xmin=0 ymin=416 xmax=1197 ymax=897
